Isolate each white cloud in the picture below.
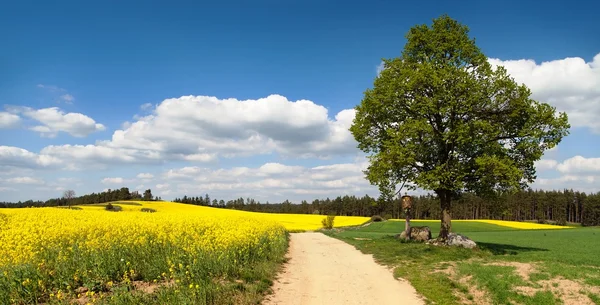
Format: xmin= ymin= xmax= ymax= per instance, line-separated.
xmin=529 ymin=156 xmax=600 ymax=193
xmin=104 ymin=94 xmax=357 ymax=159
xmin=40 ymin=145 xmax=162 ymax=168
xmin=257 ymin=163 xmax=304 ymax=176
xmin=58 ymin=177 xmax=80 ymax=183
xmin=137 ymin=173 xmax=154 ymax=179
xmin=376 ymin=61 xmax=385 ymax=76
xmin=156 ymin=183 xmax=169 ymax=190
xmin=11 ymin=107 xmax=105 ymax=137
xmin=36 ymin=84 xmax=66 ymax=92
xmin=533 ymin=174 xmax=600 ymax=193
xmin=162 ymin=160 xmax=376 ymax=202
xmin=0 ymin=112 xmax=21 ymax=129
xmin=535 ymin=159 xmax=558 ymax=171
xmin=1 ymin=95 xmax=357 ymax=170
xmin=489 ymin=53 xmax=600 ymax=133
xmin=101 ymin=177 xmax=129 ymax=184
xmin=4 ymin=53 xmax=600 ymax=203
xmin=181 ymin=153 xmax=217 ymax=162
xmin=60 ymin=94 xmax=74 ymax=103
xmin=556 ymin=156 xmax=600 ymax=174
xmin=3 ymin=176 xmax=45 ymax=185
xmin=0 ymin=146 xmax=61 ymax=169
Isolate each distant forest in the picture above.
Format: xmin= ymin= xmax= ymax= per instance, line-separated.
xmin=2 ymin=187 xmax=600 ymax=226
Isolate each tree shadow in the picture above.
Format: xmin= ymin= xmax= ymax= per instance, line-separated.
xmin=477 ymin=242 xmax=549 ymax=256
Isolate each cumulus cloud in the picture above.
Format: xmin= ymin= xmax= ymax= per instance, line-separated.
xmin=556 ymin=156 xmax=600 ymax=174
xmin=156 ymin=183 xmax=169 ymax=190
xmin=535 ymin=159 xmax=558 ymax=171
xmin=533 ymin=175 xmax=599 ymax=193
xmin=104 ymin=94 xmax=357 ymax=159
xmin=1 ymin=95 xmax=358 ymax=170
xmin=9 ymin=107 xmax=105 ymax=138
xmin=0 ymin=146 xmax=61 ymax=169
xmin=3 ymin=52 xmax=600 ymax=202
xmin=529 ymin=156 xmax=600 ymax=193
xmin=0 ymin=112 xmax=21 ymax=129
xmin=137 ymin=173 xmax=154 ymax=179
xmin=489 ymin=53 xmax=600 ymax=133
xmin=39 ymin=145 xmax=163 ymax=169
xmin=162 ymin=160 xmax=376 ymax=202
xmin=140 ymin=103 xmax=153 ymax=111
xmin=3 ymin=176 xmax=45 ymax=185
xmin=101 ymin=177 xmax=128 ymax=184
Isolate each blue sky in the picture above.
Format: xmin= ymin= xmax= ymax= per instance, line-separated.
xmin=1 ymin=0 xmax=599 ymax=202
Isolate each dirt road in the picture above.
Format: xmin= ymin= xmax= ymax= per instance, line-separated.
xmin=263 ymin=232 xmax=424 ymax=305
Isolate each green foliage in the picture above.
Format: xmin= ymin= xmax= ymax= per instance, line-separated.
xmin=582 ymin=194 xmax=600 ymax=226
xmin=105 ymin=203 xmax=122 ymax=212
xmin=588 ymin=292 xmax=600 ymax=305
xmin=321 ymin=215 xmax=335 ymax=229
xmin=349 ymin=15 xmax=570 ymax=235
xmin=140 ymin=208 xmax=157 ymax=213
xmin=143 ymin=189 xmax=153 ymax=201
xmin=370 ymin=215 xmax=384 ymax=222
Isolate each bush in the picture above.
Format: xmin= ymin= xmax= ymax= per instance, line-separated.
xmin=141 ymin=208 xmax=156 ymax=213
xmin=383 ymin=214 xmax=393 ymax=220
xmin=321 ymin=215 xmax=335 ymax=229
xmin=371 ymin=215 xmax=384 ymax=222
xmin=105 ymin=203 xmax=122 ymax=212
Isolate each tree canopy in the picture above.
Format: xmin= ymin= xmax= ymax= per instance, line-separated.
xmin=349 ymin=15 xmax=570 ymax=238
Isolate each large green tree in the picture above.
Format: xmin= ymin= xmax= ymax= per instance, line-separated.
xmin=349 ymin=15 xmax=570 ymax=239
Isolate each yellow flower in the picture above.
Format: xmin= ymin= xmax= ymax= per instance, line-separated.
xmin=0 ymin=200 xmax=352 ymax=301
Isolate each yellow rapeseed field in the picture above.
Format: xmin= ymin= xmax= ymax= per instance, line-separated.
xmin=391 ymin=219 xmax=571 ymax=229
xmin=466 ymin=219 xmax=572 ymax=229
xmin=0 ymin=201 xmax=290 ymax=304
xmin=0 ymin=201 xmax=368 ymax=304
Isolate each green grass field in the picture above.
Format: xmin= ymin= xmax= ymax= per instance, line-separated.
xmin=328 ymin=220 xmax=600 ymax=305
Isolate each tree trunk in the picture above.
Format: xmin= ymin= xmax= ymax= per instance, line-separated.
xmin=405 ymin=211 xmax=412 ymax=240
xmin=439 ymin=190 xmax=452 ymax=239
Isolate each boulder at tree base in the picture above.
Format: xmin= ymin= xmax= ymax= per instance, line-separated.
xmin=395 ymin=226 xmax=432 ymax=242
xmin=426 ymin=233 xmax=477 ymax=249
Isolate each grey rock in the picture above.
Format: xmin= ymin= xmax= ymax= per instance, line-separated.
xmin=446 ymin=233 xmax=477 ymax=249
xmin=395 ymin=226 xmax=432 ymax=242
xmin=425 ymin=232 xmax=477 ymax=249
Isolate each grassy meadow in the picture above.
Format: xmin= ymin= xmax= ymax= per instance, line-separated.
xmin=0 ymin=201 xmax=367 ymax=305
xmin=327 ymin=220 xmax=600 ymax=305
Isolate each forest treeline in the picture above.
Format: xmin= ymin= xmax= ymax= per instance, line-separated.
xmin=2 ymin=188 xmax=600 ymax=226
xmin=173 ymin=189 xmax=600 ymax=226
xmin=0 ymin=187 xmax=161 ymax=208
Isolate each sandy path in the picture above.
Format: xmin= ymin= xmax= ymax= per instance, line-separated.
xmin=263 ymin=232 xmax=424 ymax=305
